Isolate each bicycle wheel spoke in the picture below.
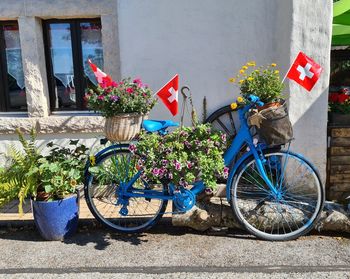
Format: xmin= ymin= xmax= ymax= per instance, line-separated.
xmin=231 ymin=151 xmax=323 ymax=241
xmin=85 ymin=147 xmax=167 ymax=233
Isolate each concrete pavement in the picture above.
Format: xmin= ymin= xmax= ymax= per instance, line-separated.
xmin=0 ymin=225 xmax=349 ymax=278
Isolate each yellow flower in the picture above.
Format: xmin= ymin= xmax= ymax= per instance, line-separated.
xmin=229 ymin=77 xmax=236 ymax=83
xmin=247 ymin=77 xmax=254 ymax=81
xmin=239 ymin=79 xmax=244 ymax=84
xmin=230 ymin=102 xmax=238 ymax=110
xmin=237 ymin=96 xmax=244 ymax=103
xmin=70 ymin=179 xmax=77 ymax=187
xmin=239 ymin=69 xmax=245 ymax=74
xmin=242 ymin=66 xmax=248 ymax=70
xmin=271 ymin=63 xmax=277 ymax=67
xmin=274 ymin=70 xmax=279 ymax=74
xmin=247 ymin=62 xmax=255 ymax=67
xmin=254 ymin=69 xmax=260 ymax=73
xmin=90 ymin=155 xmax=96 ymax=166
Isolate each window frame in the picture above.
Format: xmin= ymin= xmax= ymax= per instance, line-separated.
xmin=0 ymin=20 xmax=26 ymax=112
xmin=43 ymin=18 xmax=102 ymax=111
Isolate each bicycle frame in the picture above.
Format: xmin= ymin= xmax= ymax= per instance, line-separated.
xmin=88 ymin=103 xmax=279 ymax=207
xmin=223 ymin=104 xmax=279 ymax=201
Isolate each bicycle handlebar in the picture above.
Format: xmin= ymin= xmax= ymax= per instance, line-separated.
xmin=247 ymin=94 xmax=264 ymax=107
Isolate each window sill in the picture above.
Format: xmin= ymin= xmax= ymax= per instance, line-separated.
xmin=0 ymin=114 xmax=105 ymax=135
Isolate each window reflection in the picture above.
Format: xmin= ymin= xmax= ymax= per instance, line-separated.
xmin=3 ymin=23 xmax=26 ymax=111
xmin=49 ymin=23 xmax=76 ymax=109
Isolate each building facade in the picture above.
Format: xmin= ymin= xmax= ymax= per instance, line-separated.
xmin=0 ymin=0 xmax=332 ymax=183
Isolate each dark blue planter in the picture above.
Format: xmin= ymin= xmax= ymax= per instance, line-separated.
xmin=32 ymin=194 xmax=79 ymax=241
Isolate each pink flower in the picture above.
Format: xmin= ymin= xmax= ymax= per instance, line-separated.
xmin=152 ymin=168 xmax=160 ymax=176
xmin=110 ymin=81 xmax=118 ymax=87
xmin=133 ymin=78 xmax=142 ymax=87
xmin=221 ymin=134 xmax=227 ymax=142
xmin=174 ymin=161 xmax=182 ymax=171
xmin=186 ymin=161 xmax=193 ymax=169
xmin=128 ymin=144 xmax=137 ymax=153
xmin=97 ymin=95 xmax=105 ymax=101
xmin=223 ymin=166 xmax=229 ymax=179
xmin=126 ymin=88 xmax=134 ymax=93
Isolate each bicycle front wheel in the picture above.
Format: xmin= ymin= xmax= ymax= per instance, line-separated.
xmin=84 ymin=146 xmax=168 ymax=233
xmin=230 ymin=150 xmax=324 ymax=241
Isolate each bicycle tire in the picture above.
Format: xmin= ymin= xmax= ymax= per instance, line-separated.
xmin=205 ymin=105 xmax=237 ymax=140
xmin=84 ymin=146 xmax=168 ymax=233
xmin=229 ymin=149 xmax=324 ymax=241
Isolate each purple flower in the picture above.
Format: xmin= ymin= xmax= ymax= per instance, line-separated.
xmin=161 ymin=159 xmax=168 ymax=166
xmin=184 ymin=141 xmax=191 ymax=148
xmin=174 ymin=161 xmax=182 ymax=171
xmin=221 ymin=134 xmax=227 ymax=142
xmin=110 ymin=95 xmax=119 ymax=102
xmin=205 ymin=188 xmax=213 ymax=195
xmin=194 ymin=140 xmax=200 ymax=146
xmin=223 ymin=166 xmax=229 ymax=179
xmin=186 ymin=161 xmax=193 ymax=169
xmin=168 ymin=172 xmax=173 ymax=180
xmin=128 ymin=144 xmax=137 ymax=153
xmin=152 ymin=168 xmax=160 ymax=176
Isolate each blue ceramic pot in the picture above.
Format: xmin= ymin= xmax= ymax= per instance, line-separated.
xmin=32 ymin=194 xmax=79 ymax=241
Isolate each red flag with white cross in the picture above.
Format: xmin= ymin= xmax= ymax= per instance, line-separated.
xmin=286 ymin=52 xmax=323 ymax=92
xmin=156 ymin=74 xmax=179 ymax=116
xmin=88 ymin=59 xmax=115 ymax=87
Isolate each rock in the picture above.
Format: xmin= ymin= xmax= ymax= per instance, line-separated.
xmin=173 ymin=199 xmax=350 ymax=234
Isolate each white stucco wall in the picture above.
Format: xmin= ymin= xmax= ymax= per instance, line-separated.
xmin=0 ymin=0 xmax=332 ymax=184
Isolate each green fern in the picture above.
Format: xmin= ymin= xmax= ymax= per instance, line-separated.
xmin=0 ymin=128 xmax=41 ymax=214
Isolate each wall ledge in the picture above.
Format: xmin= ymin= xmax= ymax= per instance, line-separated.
xmin=0 ymin=115 xmax=105 ymax=134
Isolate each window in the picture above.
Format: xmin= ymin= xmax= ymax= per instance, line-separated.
xmin=329 ymin=48 xmax=350 ymax=95
xmin=43 ymin=19 xmax=103 ymax=111
xmin=0 ymin=21 xmax=26 ymax=112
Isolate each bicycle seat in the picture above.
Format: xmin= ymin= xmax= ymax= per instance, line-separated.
xmin=142 ymin=120 xmax=179 ymax=132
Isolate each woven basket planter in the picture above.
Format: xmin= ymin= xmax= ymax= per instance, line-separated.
xmin=104 ymin=113 xmax=144 ymax=142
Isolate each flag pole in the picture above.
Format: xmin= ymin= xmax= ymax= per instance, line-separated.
xmin=281 ymin=60 xmax=294 ymax=84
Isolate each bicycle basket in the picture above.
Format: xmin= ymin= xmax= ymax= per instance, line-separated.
xmin=248 ymin=100 xmax=293 ymax=146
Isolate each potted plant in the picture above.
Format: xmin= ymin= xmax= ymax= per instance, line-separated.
xmin=134 ymin=123 xmax=228 ymax=190
xmin=0 ymin=129 xmax=88 ymax=240
xmin=328 ymin=87 xmax=350 ymax=125
xmin=85 ymin=77 xmax=157 ymax=141
xmin=229 ymin=61 xmax=285 ymax=109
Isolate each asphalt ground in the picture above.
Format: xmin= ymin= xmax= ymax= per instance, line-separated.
xmin=0 ymin=224 xmax=350 ymax=278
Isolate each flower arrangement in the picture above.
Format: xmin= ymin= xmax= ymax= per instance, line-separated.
xmin=85 ymin=77 xmax=156 ymax=117
xmin=229 ymin=62 xmax=284 ymax=103
xmin=0 ymin=129 xmax=89 ymax=213
xmin=329 ymin=88 xmax=350 ymax=114
xmin=134 ymin=124 xmax=228 ymax=189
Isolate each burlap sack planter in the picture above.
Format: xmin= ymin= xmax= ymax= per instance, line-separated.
xmin=104 ymin=113 xmax=144 ymax=142
xmin=248 ymin=101 xmax=293 ymax=146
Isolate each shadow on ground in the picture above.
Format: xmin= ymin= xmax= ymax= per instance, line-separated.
xmin=1 ymin=220 xmax=349 ymax=251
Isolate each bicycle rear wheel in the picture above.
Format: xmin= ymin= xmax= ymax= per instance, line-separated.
xmin=230 ymin=149 xmax=324 ymax=241
xmin=205 ymin=105 xmax=237 ymax=140
xmin=84 ymin=146 xmax=168 ymax=233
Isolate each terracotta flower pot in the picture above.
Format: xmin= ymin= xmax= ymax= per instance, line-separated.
xmin=257 ymin=101 xmax=281 ymax=111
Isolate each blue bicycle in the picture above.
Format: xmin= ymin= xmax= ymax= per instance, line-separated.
xmin=84 ymin=94 xmax=324 ymax=241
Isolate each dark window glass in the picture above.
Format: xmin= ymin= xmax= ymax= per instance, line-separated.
xmin=0 ymin=22 xmax=26 ymax=111
xmin=44 ymin=19 xmax=103 ymax=111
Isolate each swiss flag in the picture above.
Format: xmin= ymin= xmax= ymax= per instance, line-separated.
xmin=156 ymin=75 xmax=179 ymax=116
xmin=88 ymin=59 xmax=115 ymax=87
xmin=286 ymin=52 xmax=323 ymax=91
